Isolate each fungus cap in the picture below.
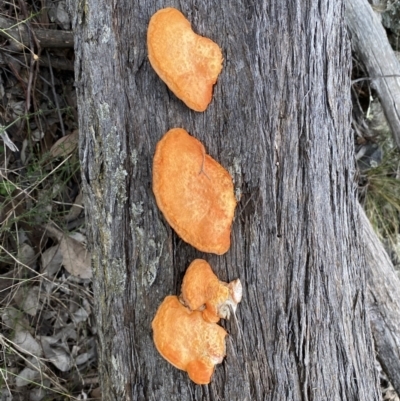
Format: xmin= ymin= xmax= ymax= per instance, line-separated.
xmin=153 ymin=128 xmax=236 ymax=255
xmin=152 ymin=295 xmax=227 ymax=384
xmin=147 ymin=7 xmax=223 ymax=112
xmin=181 ymin=259 xmax=243 ymax=323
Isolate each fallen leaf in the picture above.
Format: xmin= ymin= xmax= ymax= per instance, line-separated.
xmin=73 ymin=307 xmax=89 ymax=325
xmin=14 ymin=285 xmax=40 ymax=316
xmin=59 ymin=235 xmax=92 ymax=279
xmin=2 ymin=308 xmax=43 ymax=357
xmin=45 ymin=224 xmax=92 ymax=279
xmin=0 ymin=129 xmax=19 ymax=152
xmin=15 ymin=357 xmax=42 ymax=388
xmin=40 ymin=336 xmax=71 ymax=372
xmin=15 ymin=366 xmax=40 ymax=387
xmin=68 ymin=231 xmax=87 ymax=244
xmin=50 ymin=130 xmax=78 ymax=158
xmin=13 ymin=330 xmax=43 ymax=357
xmin=2 ymin=306 xmax=29 ymax=332
xmin=41 ymin=245 xmax=63 ymax=277
xmin=65 ymin=190 xmax=84 ymax=222
xmin=29 ymin=382 xmax=50 ymax=401
xmin=17 ymin=243 xmax=37 ymax=268
xmin=75 ymin=352 xmax=89 ymax=365
xmin=90 ymin=387 xmax=102 ymax=399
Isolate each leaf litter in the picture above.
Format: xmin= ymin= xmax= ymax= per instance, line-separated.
xmin=0 ymin=1 xmax=98 ymax=398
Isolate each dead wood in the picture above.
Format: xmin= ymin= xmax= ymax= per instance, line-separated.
xmin=346 ymin=0 xmax=400 ymax=147
xmin=361 ymin=205 xmax=400 ymax=396
xmin=346 ymin=0 xmax=400 ymax=392
xmin=69 ymin=0 xmax=381 ymax=399
xmin=0 ymin=51 xmax=74 ymax=71
xmin=0 ymin=15 xmax=73 ymax=49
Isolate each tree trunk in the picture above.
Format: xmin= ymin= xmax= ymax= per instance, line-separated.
xmin=68 ymin=1 xmax=381 ymax=400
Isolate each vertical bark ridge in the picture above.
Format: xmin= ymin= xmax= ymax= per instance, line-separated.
xmin=69 ymin=0 xmax=380 ymax=399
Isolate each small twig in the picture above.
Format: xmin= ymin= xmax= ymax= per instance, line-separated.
xmin=18 ymin=0 xmax=42 ymax=131
xmin=352 ymin=74 xmax=400 ymax=85
xmin=0 ymin=15 xmax=73 ymax=49
xmin=0 ymin=50 xmax=74 ymax=71
xmin=46 ymin=50 xmax=66 ymax=137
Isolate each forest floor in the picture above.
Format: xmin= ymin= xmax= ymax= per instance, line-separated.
xmin=0 ymin=1 xmax=400 ymax=400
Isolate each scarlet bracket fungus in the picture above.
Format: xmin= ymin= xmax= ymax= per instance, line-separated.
xmin=152 ymin=260 xmax=242 ymax=384
xmin=181 ymin=259 xmax=242 ymax=323
xmin=152 ymin=295 xmax=227 ymax=385
xmin=147 ymin=7 xmax=223 ymax=112
xmin=152 ymin=128 xmax=236 ymax=255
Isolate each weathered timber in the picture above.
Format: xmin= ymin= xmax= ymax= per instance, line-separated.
xmin=69 ymin=0 xmax=381 ymax=400
xmin=346 ymin=0 xmax=400 ymax=147
xmin=0 ymin=15 xmax=73 ymax=49
xmin=361 ymin=205 xmax=400 ymax=396
xmin=0 ymin=51 xmax=74 ymax=71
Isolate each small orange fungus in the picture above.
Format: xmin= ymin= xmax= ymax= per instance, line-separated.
xmin=152 ymin=260 xmax=242 ymax=384
xmin=152 ymin=295 xmax=227 ymax=385
xmin=152 ymin=128 xmax=236 ymax=255
xmin=181 ymin=259 xmax=242 ymax=323
xmin=147 ymin=7 xmax=223 ymax=112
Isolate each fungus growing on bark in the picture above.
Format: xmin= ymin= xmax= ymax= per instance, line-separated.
xmin=152 ymin=128 xmax=236 ymax=255
xmin=181 ymin=259 xmax=242 ymax=323
xmin=152 ymin=295 xmax=227 ymax=385
xmin=147 ymin=7 xmax=223 ymax=112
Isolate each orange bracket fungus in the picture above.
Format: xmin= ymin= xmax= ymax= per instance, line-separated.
xmin=152 ymin=128 xmax=236 ymax=255
xmin=181 ymin=259 xmax=242 ymax=323
xmin=152 ymin=296 xmax=227 ymax=385
xmin=152 ymin=260 xmax=242 ymax=384
xmin=147 ymin=7 xmax=223 ymax=112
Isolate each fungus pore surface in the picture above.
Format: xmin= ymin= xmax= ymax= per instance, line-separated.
xmin=181 ymin=259 xmax=243 ymax=323
xmin=152 ymin=128 xmax=236 ymax=255
xmin=147 ymin=7 xmax=223 ymax=112
xmin=152 ymin=295 xmax=227 ymax=385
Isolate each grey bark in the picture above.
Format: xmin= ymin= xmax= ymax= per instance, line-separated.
xmin=69 ymin=1 xmax=381 ymax=400
xmin=346 ymin=0 xmax=400 ymax=392
xmin=361 ymin=205 xmax=400 ymax=395
xmin=346 ymin=0 xmax=400 ymax=147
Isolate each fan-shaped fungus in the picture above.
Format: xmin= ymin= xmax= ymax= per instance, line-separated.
xmin=147 ymin=7 xmax=223 ymax=112
xmin=152 ymin=295 xmax=227 ymax=385
xmin=152 ymin=128 xmax=236 ymax=255
xmin=181 ymin=259 xmax=242 ymax=323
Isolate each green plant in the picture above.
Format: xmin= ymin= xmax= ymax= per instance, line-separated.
xmin=360 ymin=147 xmax=400 ymax=251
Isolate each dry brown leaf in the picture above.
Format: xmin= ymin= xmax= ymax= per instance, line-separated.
xmin=90 ymin=387 xmax=102 ymax=399
xmin=2 ymin=307 xmax=43 ymax=357
xmin=13 ymin=330 xmax=43 ymax=357
xmin=41 ymin=245 xmax=63 ymax=277
xmin=59 ymin=235 xmax=92 ymax=279
xmin=17 ymin=243 xmax=37 ymax=268
xmin=65 ymin=190 xmax=84 ymax=222
xmin=50 ymin=130 xmax=79 ymax=158
xmin=40 ymin=336 xmax=71 ymax=372
xmin=45 ymin=224 xmax=92 ymax=279
xmin=15 ymin=366 xmax=41 ymax=388
xmin=14 ymin=285 xmax=40 ymax=316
